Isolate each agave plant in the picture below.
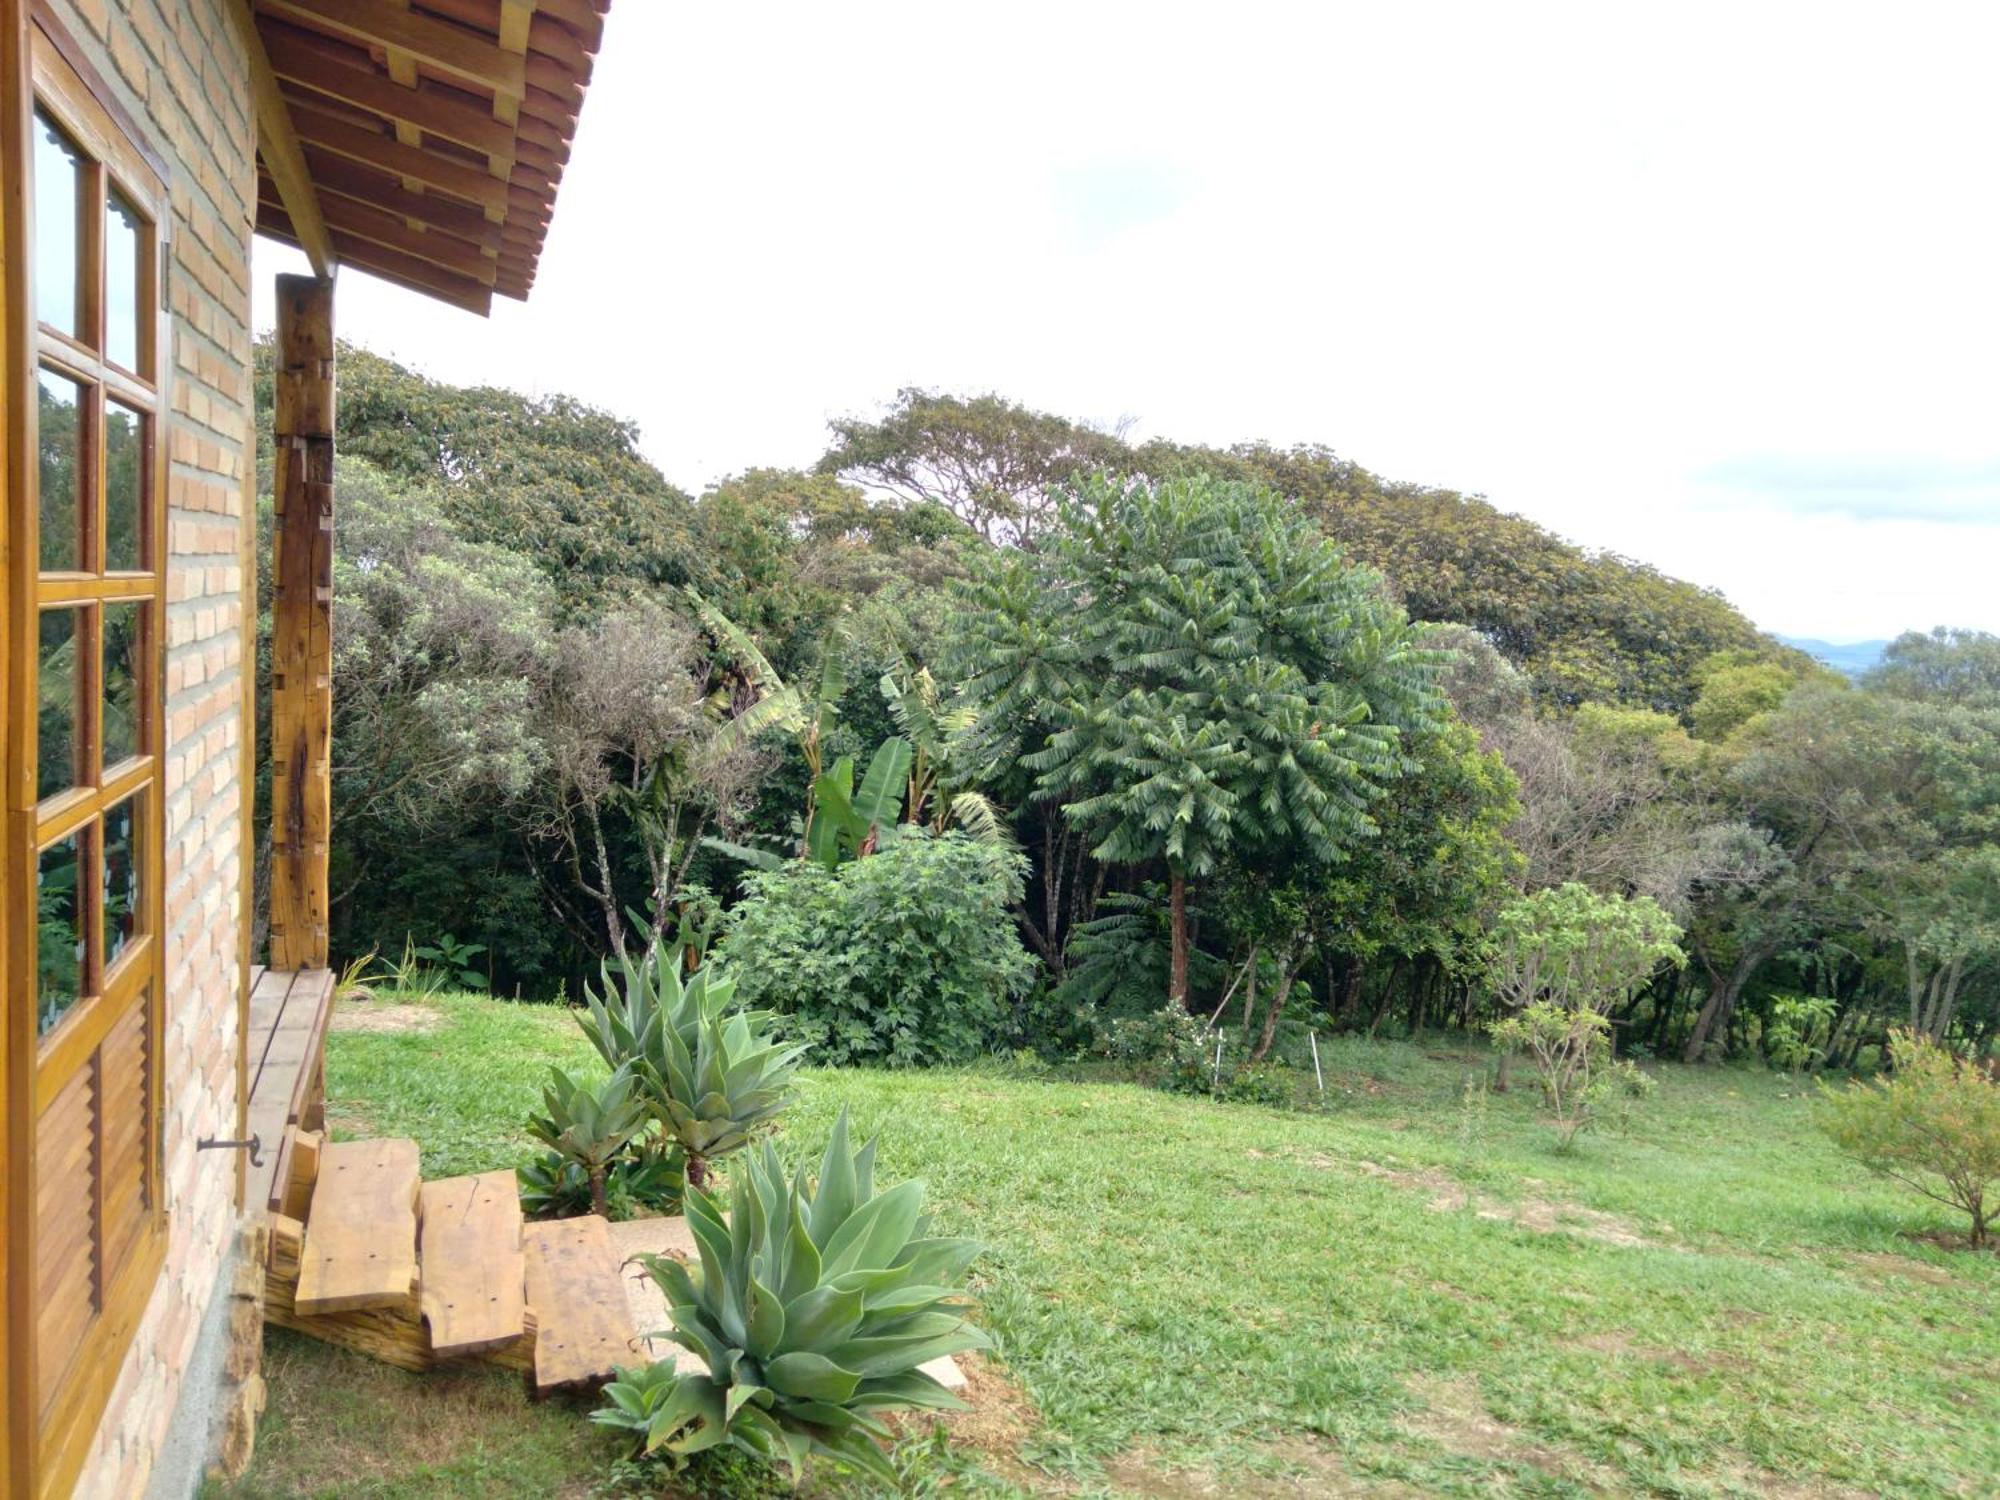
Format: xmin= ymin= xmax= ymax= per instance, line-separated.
xmin=579 ymin=939 xmax=805 ymax=1188
xmin=525 ymin=1064 xmax=647 ymax=1217
xmin=592 ymin=1112 xmax=989 ymax=1486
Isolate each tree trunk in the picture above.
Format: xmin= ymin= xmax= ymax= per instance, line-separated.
xmin=1169 ymin=868 xmax=1190 ymax=1008
xmin=583 ymin=804 xmax=627 ymax=960
xmin=1368 ymin=956 xmax=1404 ymax=1038
xmin=1681 ymin=937 xmax=1779 ymax=1062
xmin=589 ymin=1165 xmax=608 ymax=1218
xmin=1251 ymin=944 xmax=1304 ymax=1064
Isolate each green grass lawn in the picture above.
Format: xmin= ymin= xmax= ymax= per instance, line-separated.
xmin=219 ymin=992 xmax=1999 ymax=1499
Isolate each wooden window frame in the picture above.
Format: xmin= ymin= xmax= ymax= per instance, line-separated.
xmin=3 ymin=8 xmax=171 ymax=1498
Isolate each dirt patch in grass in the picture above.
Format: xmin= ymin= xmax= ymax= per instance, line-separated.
xmin=1846 ymin=1250 xmax=1958 ymax=1286
xmin=1399 ymin=1375 xmax=1619 ymax=1489
xmin=892 ymin=1354 xmax=1052 ymax=1491
xmin=1710 ymin=1450 xmax=1877 ymax=1500
xmin=1567 ymin=1329 xmax=1751 ymax=1377
xmin=330 ymin=1000 xmax=441 ymax=1035
xmin=1100 ymin=1439 xmax=1414 ymax=1498
xmin=1354 ymin=1159 xmax=1657 ymax=1248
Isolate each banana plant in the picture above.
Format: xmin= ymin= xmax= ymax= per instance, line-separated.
xmin=880 ymin=663 xmax=1011 ymax=843
xmin=578 ymin=938 xmax=805 ymax=1188
xmin=805 ymin=737 xmax=913 ymax=868
xmin=591 ymin=1111 xmax=989 ymax=1487
xmin=526 ymin=1064 xmax=647 ymax=1217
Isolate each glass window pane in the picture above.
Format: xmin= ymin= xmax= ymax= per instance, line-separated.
xmin=106 ymin=403 xmax=145 ymax=571
xmin=38 ymin=608 xmax=82 ymax=801
xmin=33 ymin=111 xmax=81 ymax=337
xmin=104 ymin=792 xmax=143 ymax=971
xmin=38 ymin=370 xmax=83 ymax=573
xmin=106 ymin=191 xmax=143 ymax=371
xmin=38 ymin=833 xmax=84 ymax=1035
xmin=103 ymin=602 xmax=144 ymax=769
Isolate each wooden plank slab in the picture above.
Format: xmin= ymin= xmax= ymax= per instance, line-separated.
xmin=247 ymin=968 xmax=299 ymax=1098
xmin=521 ymin=1215 xmax=637 ymax=1390
xmin=266 ymin=1213 xmax=434 ymax=1372
xmin=418 ymin=1171 xmax=526 ymax=1357
xmin=295 ymin=1138 xmax=421 ymax=1313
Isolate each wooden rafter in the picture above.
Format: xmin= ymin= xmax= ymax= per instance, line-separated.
xmin=230 ymin=0 xmax=337 ymax=276
xmin=259 ymin=23 xmax=518 ymax=160
xmin=295 ymin=147 xmax=502 ymax=248
xmin=260 ymin=0 xmax=527 ymax=103
xmin=257 ymin=181 xmax=497 ymax=287
xmin=286 ymin=100 xmax=509 ymax=213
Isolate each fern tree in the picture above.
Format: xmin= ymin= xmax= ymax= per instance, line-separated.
xmin=954 ymin=472 xmax=1443 ymax=1006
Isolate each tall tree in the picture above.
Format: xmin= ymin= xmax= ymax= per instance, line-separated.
xmin=952 ymin=472 xmax=1442 ymax=1005
xmin=820 ymin=388 xmax=1130 ymax=547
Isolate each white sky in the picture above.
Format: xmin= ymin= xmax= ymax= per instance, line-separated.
xmin=253 ymin=1 xmax=2000 ymax=644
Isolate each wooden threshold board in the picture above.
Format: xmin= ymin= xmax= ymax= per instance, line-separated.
xmin=418 ymin=1171 xmax=526 ymax=1356
xmin=295 ymin=1138 xmax=422 ymax=1314
xmin=521 ymin=1215 xmax=638 ymax=1390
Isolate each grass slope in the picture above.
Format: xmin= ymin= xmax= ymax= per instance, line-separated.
xmin=221 ymin=993 xmax=1999 ymax=1499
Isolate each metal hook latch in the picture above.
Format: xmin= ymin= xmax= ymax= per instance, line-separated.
xmin=197 ymin=1133 xmax=264 ymax=1167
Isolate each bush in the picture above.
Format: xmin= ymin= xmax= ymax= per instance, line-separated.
xmin=1490 ymin=1002 xmax=1651 ymax=1150
xmin=721 ymin=830 xmax=1036 ymax=1066
xmin=1092 ymin=1007 xmax=1299 ymax=1107
xmin=1819 ymin=1030 xmax=2000 ymax=1248
xmin=1093 ymin=1006 xmax=1213 ymax=1093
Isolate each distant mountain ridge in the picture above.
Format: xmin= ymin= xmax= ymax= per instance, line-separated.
xmin=1776 ymin=635 xmax=1889 ymax=677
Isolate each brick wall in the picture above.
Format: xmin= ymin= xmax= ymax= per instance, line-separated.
xmin=42 ymin=0 xmax=256 ymax=1493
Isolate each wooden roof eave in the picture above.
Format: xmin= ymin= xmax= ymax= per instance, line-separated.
xmin=245 ymin=0 xmax=612 ymax=314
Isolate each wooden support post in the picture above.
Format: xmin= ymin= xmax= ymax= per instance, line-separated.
xmin=270 ymin=276 xmax=334 ymax=971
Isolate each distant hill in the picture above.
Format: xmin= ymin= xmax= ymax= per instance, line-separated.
xmin=1775 ymin=635 xmax=1889 ymax=677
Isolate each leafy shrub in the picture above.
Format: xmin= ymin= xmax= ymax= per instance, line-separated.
xmin=721 ymin=830 xmax=1036 ymax=1066
xmin=1093 ymin=1006 xmax=1214 ymax=1093
xmin=592 ymin=1112 xmax=988 ymax=1485
xmin=1092 ymin=1008 xmax=1298 ymax=1106
xmin=1762 ymin=993 xmax=1837 ymax=1072
xmin=1221 ymin=1065 xmax=1292 ymax=1109
xmin=412 ymin=932 xmax=488 ymax=990
xmin=1819 ymin=1030 xmax=2000 ymax=1247
xmin=1490 ymin=1002 xmax=1652 ymax=1150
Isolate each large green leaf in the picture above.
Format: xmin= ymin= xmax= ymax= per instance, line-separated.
xmin=853 ymin=738 xmax=913 ymax=832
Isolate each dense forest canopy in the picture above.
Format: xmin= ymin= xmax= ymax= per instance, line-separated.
xmin=253 ymin=353 xmax=1999 ymax=1067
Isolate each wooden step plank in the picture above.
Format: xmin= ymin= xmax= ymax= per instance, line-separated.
xmin=418 ymin=1171 xmax=526 ymax=1357
xmin=246 ymin=968 xmax=300 ymax=1098
xmin=295 ymin=1138 xmax=421 ymax=1314
xmin=521 ymin=1215 xmax=637 ymax=1390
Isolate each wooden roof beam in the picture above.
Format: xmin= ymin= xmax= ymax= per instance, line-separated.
xmin=258 ymin=178 xmax=497 ymax=286
xmin=263 ymin=209 xmax=493 ymax=317
xmin=259 ymin=24 xmax=519 ymax=159
xmin=297 ymin=146 xmax=503 ymax=248
xmin=259 ymin=0 xmax=528 ymax=105
xmin=287 ymin=100 xmax=510 ymax=214
xmin=231 ymin=0 xmax=337 ymax=275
